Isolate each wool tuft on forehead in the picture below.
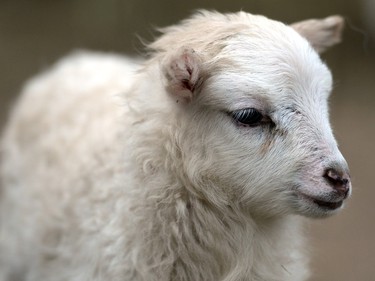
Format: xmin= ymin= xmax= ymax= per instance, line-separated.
xmin=149 ymin=11 xmax=291 ymax=56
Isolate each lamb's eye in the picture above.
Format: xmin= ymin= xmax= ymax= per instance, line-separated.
xmin=231 ymin=108 xmax=264 ymax=127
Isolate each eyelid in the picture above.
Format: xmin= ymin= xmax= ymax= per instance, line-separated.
xmin=231 ymin=108 xmax=261 ymax=118
xmin=228 ymin=107 xmax=268 ymax=117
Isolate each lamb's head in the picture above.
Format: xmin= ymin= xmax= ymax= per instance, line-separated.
xmin=153 ymin=11 xmax=350 ymax=218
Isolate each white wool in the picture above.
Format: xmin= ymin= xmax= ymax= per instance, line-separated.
xmin=0 ymin=11 xmax=349 ymax=281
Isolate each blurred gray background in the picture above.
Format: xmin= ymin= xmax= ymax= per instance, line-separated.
xmin=1 ymin=1 xmax=374 ymax=280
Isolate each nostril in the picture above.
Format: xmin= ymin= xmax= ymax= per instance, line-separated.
xmin=324 ymin=168 xmax=351 ymax=197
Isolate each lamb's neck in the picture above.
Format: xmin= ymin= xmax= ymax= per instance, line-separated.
xmin=184 ymin=196 xmax=307 ymax=280
xmin=132 ymin=172 xmax=308 ymax=280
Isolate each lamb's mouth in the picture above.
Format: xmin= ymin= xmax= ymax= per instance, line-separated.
xmin=299 ymin=193 xmax=344 ymax=211
xmin=311 ymin=198 xmax=343 ymax=210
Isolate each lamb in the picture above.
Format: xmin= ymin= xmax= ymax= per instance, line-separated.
xmin=0 ymin=11 xmax=351 ymax=281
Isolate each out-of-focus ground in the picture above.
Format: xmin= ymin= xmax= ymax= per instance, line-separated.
xmin=1 ymin=1 xmax=374 ymax=280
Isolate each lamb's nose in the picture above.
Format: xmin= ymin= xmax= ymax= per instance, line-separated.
xmin=324 ymin=168 xmax=351 ymax=198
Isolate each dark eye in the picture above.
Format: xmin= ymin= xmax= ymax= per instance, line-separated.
xmin=230 ymin=108 xmax=264 ymax=127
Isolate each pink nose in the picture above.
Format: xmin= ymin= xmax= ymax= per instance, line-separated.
xmin=324 ymin=168 xmax=351 ymax=198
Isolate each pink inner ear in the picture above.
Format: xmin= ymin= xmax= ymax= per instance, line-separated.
xmin=164 ymin=48 xmax=202 ymax=102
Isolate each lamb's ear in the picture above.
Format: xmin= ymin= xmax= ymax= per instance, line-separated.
xmin=290 ymin=15 xmax=344 ymax=53
xmin=162 ymin=48 xmax=203 ymax=103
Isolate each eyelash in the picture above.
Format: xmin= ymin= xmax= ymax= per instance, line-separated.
xmin=230 ymin=108 xmax=265 ymax=127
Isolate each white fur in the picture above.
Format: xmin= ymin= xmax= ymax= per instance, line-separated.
xmin=0 ymin=11 xmax=349 ymax=281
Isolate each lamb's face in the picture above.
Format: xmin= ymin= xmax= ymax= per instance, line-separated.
xmin=161 ymin=12 xmax=350 ymax=218
xmin=193 ymin=51 xmax=350 ymax=218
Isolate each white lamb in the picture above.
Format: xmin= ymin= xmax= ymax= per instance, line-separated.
xmin=0 ymin=11 xmax=351 ymax=281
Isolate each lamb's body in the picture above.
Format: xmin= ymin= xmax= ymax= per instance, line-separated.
xmin=0 ymin=11 xmax=349 ymax=281
xmin=0 ymin=53 xmax=139 ymax=280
